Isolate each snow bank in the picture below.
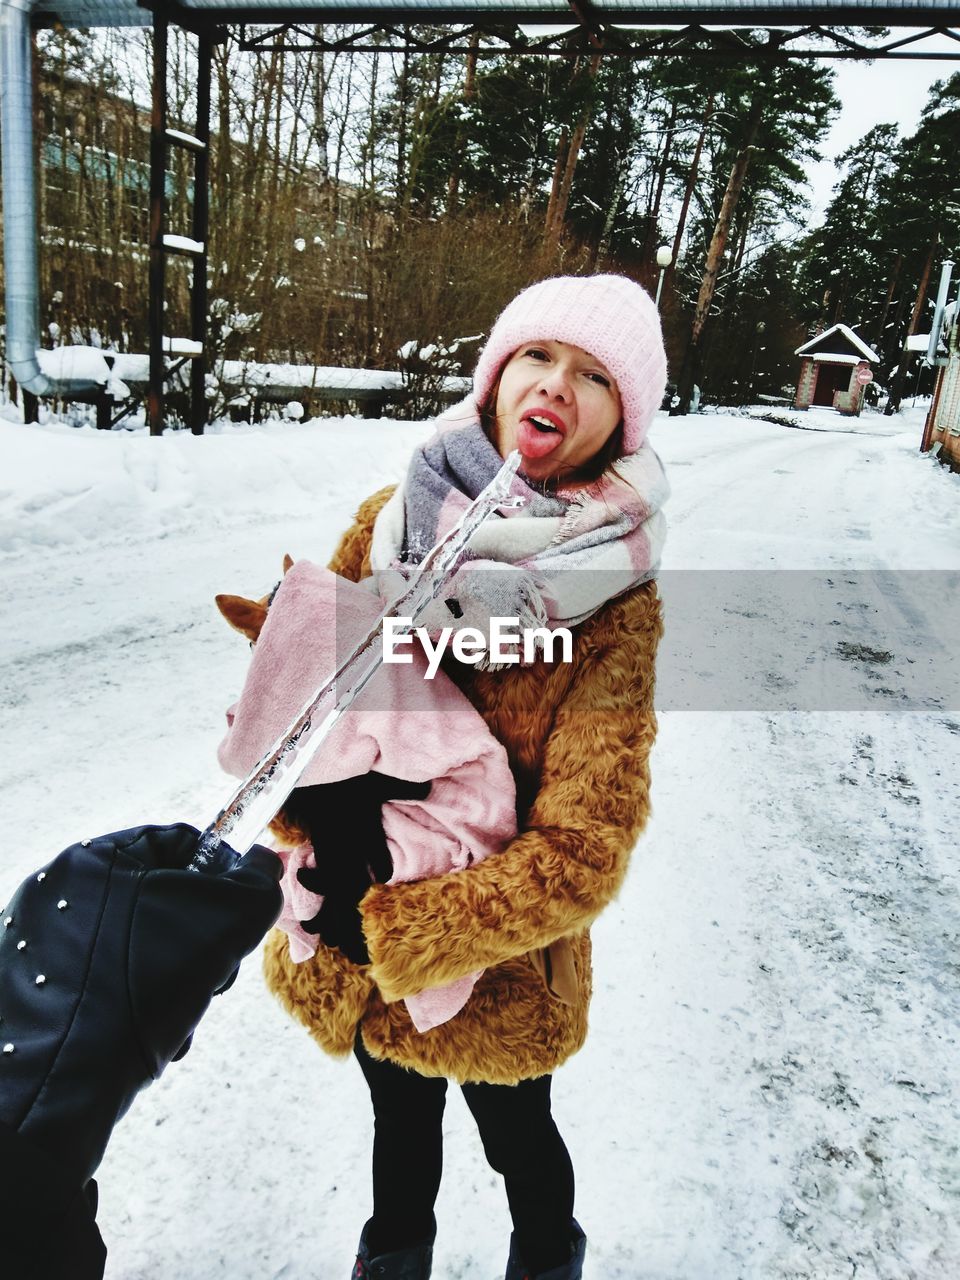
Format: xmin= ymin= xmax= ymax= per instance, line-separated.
xmin=0 ymin=416 xmax=433 ymax=559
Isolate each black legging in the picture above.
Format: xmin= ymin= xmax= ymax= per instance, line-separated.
xmin=354 ymin=1033 xmax=576 ymax=1274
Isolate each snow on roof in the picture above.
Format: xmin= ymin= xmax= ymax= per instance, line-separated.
xmin=795 ymin=324 xmax=880 ymax=363
xmin=904 ymin=333 xmax=944 ymax=353
xmin=905 ymin=306 xmax=955 ymax=353
xmin=811 ymin=352 xmax=862 ymax=365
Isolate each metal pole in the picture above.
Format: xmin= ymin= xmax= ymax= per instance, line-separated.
xmin=0 ymin=0 xmax=98 ymax=400
xmin=655 ymin=268 xmax=666 ymax=309
xmin=926 ymin=259 xmax=954 ymax=365
xmin=190 ymin=32 xmax=213 ymax=436
xmin=148 ymin=13 xmax=168 ymax=437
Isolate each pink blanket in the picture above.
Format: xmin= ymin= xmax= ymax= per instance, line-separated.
xmin=218 ymin=560 xmax=517 ymax=1031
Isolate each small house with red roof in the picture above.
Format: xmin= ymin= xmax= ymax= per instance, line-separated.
xmin=794 ymin=324 xmax=880 ymax=416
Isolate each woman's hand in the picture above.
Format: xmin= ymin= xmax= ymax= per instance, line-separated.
xmin=287 ymin=773 xmax=430 ymax=964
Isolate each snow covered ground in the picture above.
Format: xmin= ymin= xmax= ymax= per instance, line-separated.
xmin=1 ymin=404 xmax=958 ymax=1280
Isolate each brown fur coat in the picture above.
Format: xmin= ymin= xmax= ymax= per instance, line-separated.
xmin=263 ymin=486 xmax=663 ymax=1084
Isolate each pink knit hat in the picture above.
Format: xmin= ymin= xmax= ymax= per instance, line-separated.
xmin=473 ymin=274 xmax=667 ymax=455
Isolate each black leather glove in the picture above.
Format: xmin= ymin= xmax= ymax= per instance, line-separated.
xmin=287 ymin=773 xmax=430 ymax=964
xmin=0 ymin=824 xmax=282 ymax=1192
xmin=299 ymin=891 xmax=370 ymax=964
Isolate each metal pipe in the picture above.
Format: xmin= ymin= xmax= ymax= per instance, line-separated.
xmin=190 ymin=31 xmax=213 ymax=435
xmin=926 ymin=259 xmax=954 ymax=365
xmin=0 ymin=0 xmax=101 ymax=398
xmin=148 ymin=11 xmax=168 ymax=435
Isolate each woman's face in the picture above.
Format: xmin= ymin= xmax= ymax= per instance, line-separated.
xmin=491 ymin=339 xmax=622 ymax=484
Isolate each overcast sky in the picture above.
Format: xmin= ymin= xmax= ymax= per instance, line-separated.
xmin=807 ymin=48 xmax=953 ymax=221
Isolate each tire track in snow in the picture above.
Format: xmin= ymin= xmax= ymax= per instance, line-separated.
xmin=746 ymin=715 xmax=960 ymax=1280
xmin=657 ymin=421 xmax=923 ymax=571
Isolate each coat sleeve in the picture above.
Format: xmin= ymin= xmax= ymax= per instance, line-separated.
xmin=328 ymin=485 xmax=396 ymax=582
xmin=360 ymin=582 xmax=662 ymax=1003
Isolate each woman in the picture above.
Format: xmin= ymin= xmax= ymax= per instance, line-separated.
xmin=264 ymin=273 xmax=669 ymax=1280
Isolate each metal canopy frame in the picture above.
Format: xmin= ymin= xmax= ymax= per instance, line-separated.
xmin=146 ymin=15 xmax=220 ymax=435
xmin=231 ymin=19 xmax=960 ymax=58
xmin=127 ymin=0 xmax=960 ymax=429
xmin=6 ymin=0 xmax=960 ymax=436
xmin=118 ymin=0 xmax=960 ymax=61
xmin=130 ymin=0 xmax=959 ymax=23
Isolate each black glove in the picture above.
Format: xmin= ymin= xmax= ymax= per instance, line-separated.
xmin=0 ymin=824 xmax=282 ymax=1193
xmin=287 ymin=773 xmax=430 ymax=964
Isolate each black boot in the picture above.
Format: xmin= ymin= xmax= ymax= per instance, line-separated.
xmin=351 ymin=1219 xmax=433 ymax=1280
xmin=503 ymin=1220 xmax=586 ymax=1280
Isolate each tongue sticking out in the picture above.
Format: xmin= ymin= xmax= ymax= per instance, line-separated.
xmin=517 ymin=418 xmax=565 ymax=460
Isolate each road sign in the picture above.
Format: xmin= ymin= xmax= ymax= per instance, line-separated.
xmin=856 ymin=367 xmax=873 ymax=386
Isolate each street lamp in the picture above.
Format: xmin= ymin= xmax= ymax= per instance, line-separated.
xmin=655 ymin=244 xmax=673 ymax=309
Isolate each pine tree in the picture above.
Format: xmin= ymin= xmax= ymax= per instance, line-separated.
xmin=880 ymin=73 xmax=960 ymax=411
xmin=671 ymin=51 xmax=839 ymax=413
xmin=796 ymin=123 xmax=899 ymax=338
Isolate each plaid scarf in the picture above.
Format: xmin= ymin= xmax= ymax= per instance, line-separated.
xmin=370 ymin=421 xmax=669 ymax=636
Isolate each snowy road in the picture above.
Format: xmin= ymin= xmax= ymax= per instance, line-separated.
xmin=1 ymin=407 xmax=959 ymax=1279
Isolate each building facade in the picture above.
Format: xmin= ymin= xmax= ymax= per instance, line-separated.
xmin=922 ymin=304 xmax=960 ymax=471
